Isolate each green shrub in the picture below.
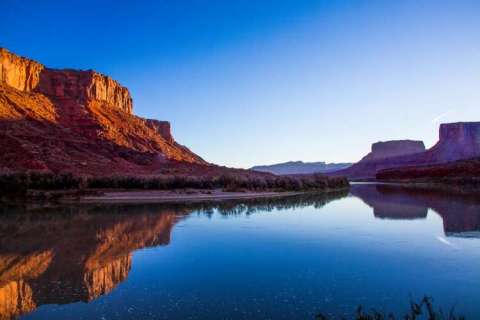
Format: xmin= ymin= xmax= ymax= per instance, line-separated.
xmin=0 ymin=171 xmax=349 ymax=196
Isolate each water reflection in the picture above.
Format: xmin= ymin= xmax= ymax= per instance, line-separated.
xmin=0 ymin=191 xmax=346 ymax=319
xmin=0 ymin=206 xmax=187 ymax=319
xmin=351 ymin=183 xmax=480 ymax=237
xmin=1 ymin=185 xmax=479 ymax=319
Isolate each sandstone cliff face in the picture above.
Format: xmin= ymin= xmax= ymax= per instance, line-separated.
xmin=38 ymin=68 xmax=133 ymax=114
xmin=428 ymin=122 xmax=480 ymax=162
xmin=0 ymin=48 xmax=43 ymax=92
xmin=0 ymin=48 xmax=132 ymax=114
xmin=0 ymin=48 xmax=205 ymax=174
xmin=145 ymin=119 xmax=174 ymax=143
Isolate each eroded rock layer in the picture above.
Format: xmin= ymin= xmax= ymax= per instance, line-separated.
xmin=38 ymin=68 xmax=133 ymax=114
xmin=428 ymin=122 xmax=480 ymax=162
xmin=0 ymin=48 xmax=43 ymax=92
xmin=0 ymin=48 xmax=205 ymax=174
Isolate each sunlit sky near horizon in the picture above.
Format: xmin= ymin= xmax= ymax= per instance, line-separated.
xmin=2 ymin=0 xmax=480 ymax=168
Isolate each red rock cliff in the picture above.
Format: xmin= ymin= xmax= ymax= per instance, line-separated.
xmin=0 ymin=48 xmax=206 ymax=174
xmin=38 ymin=68 xmax=133 ymax=114
xmin=428 ymin=122 xmax=480 ymax=162
xmin=0 ymin=48 xmax=43 ymax=92
xmin=145 ymin=119 xmax=174 ymax=143
xmin=0 ymin=48 xmax=133 ymax=114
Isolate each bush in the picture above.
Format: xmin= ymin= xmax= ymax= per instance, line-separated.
xmin=0 ymin=172 xmax=82 ymax=196
xmin=0 ymin=171 xmax=349 ymax=196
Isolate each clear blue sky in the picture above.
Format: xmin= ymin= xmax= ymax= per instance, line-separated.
xmin=2 ymin=0 xmax=480 ymax=168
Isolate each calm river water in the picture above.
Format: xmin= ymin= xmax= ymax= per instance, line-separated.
xmin=1 ymin=183 xmax=479 ymax=319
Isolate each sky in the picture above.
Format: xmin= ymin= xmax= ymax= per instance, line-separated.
xmin=2 ymin=0 xmax=480 ymax=168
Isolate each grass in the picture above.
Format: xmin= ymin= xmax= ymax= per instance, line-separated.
xmin=315 ymin=296 xmax=465 ymax=320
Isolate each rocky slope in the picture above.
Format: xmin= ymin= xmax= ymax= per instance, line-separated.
xmin=0 ymin=48 xmax=205 ymax=175
xmin=251 ymin=161 xmax=352 ymax=175
xmin=330 ymin=122 xmax=480 ymax=180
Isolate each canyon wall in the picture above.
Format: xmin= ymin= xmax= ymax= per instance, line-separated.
xmin=0 ymin=48 xmax=43 ymax=92
xmin=37 ymin=68 xmax=133 ymax=114
xmin=428 ymin=122 xmax=480 ymax=162
xmin=0 ymin=48 xmax=206 ymax=173
xmin=0 ymin=48 xmax=133 ymax=114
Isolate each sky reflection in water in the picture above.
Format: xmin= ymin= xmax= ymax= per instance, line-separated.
xmin=1 ymin=185 xmax=479 ymax=319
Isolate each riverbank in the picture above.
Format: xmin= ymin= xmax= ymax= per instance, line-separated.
xmin=0 ymin=171 xmax=350 ymax=204
xmin=65 ymin=189 xmax=306 ymax=204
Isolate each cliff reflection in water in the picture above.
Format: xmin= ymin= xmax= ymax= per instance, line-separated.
xmin=2 ymin=186 xmax=478 ymax=319
xmin=0 ymin=205 xmax=186 ymax=319
xmin=351 ymin=183 xmax=480 ymax=238
xmin=0 ymin=191 xmax=347 ymax=320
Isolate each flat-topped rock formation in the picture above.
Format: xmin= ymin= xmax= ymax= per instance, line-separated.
xmin=330 ymin=122 xmax=480 ymax=180
xmin=328 ymin=139 xmax=426 ymax=179
xmin=363 ymin=140 xmax=425 ymax=161
xmin=0 ymin=48 xmax=206 ymax=174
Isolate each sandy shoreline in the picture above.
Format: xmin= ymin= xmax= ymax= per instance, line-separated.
xmin=68 ymin=190 xmax=304 ymax=204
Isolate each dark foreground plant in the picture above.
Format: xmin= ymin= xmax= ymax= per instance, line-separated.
xmin=315 ymin=296 xmax=465 ymax=320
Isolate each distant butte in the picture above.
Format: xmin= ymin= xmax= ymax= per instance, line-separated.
xmin=328 ymin=122 xmax=480 ymax=180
